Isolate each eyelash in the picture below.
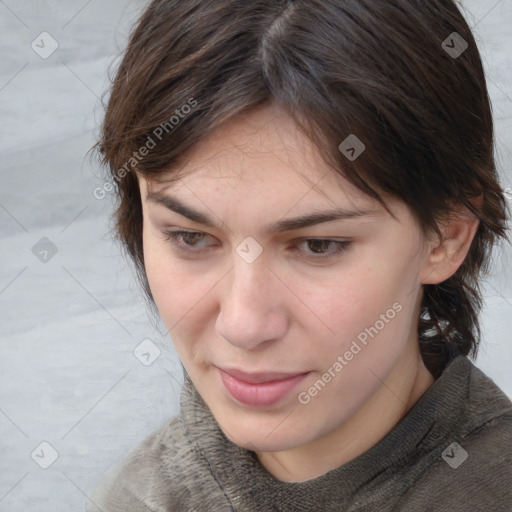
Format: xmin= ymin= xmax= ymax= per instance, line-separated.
xmin=161 ymin=230 xmax=351 ymax=261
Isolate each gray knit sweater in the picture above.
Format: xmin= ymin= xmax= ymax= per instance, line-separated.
xmin=86 ymin=355 xmax=512 ymax=511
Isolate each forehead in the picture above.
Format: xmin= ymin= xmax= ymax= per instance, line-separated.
xmin=143 ymin=103 xmax=378 ymax=211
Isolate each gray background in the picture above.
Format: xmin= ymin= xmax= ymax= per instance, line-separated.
xmin=0 ymin=0 xmax=511 ymax=510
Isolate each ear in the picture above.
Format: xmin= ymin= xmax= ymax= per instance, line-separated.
xmin=420 ymin=202 xmax=480 ymax=285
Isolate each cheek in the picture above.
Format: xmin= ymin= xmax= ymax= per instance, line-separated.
xmin=142 ymin=232 xmax=218 ymax=342
xmin=143 ymin=231 xmax=170 ymax=300
xmin=142 ymin=230 xmax=185 ymax=320
xmin=312 ymin=260 xmax=416 ymax=359
xmin=311 ymin=267 xmax=390 ymax=334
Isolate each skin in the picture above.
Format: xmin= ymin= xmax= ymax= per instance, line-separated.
xmin=136 ymin=102 xmax=479 ymax=482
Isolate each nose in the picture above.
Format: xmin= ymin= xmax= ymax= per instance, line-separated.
xmin=215 ymin=255 xmax=288 ymax=351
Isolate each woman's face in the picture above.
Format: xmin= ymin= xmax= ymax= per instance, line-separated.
xmin=137 ymin=102 xmax=435 ymax=453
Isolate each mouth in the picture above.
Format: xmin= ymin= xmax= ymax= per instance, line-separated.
xmin=216 ymin=366 xmax=310 ymax=407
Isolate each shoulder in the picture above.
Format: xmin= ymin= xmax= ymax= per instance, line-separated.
xmin=444 ymin=358 xmax=512 ymax=484
xmin=400 ymin=415 xmax=512 ymax=511
xmin=86 ymin=415 xmax=230 ymax=512
xmin=398 ymin=358 xmax=512 ymax=511
xmin=452 ymin=360 xmax=512 ymax=498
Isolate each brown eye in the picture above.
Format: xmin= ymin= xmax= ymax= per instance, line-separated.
xmin=162 ymin=230 xmax=351 ymax=262
xmin=162 ymin=230 xmax=212 ymax=253
xmin=294 ymin=239 xmax=351 ymax=260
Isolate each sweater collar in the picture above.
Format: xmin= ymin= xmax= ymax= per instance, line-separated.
xmin=179 ymin=356 xmax=481 ymax=509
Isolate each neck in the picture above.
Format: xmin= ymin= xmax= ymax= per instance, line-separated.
xmin=256 ymin=348 xmax=435 ymax=482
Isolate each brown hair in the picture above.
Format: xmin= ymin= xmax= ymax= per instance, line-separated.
xmin=93 ymin=0 xmax=509 ymax=378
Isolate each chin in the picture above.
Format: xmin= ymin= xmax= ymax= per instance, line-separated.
xmin=217 ymin=416 xmax=308 ymax=453
xmin=224 ymin=430 xmax=298 ymax=453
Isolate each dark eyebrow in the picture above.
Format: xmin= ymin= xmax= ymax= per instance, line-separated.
xmin=146 ymin=192 xmax=379 ymax=234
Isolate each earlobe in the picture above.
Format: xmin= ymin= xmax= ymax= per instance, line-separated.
xmin=421 ymin=207 xmax=480 ymax=285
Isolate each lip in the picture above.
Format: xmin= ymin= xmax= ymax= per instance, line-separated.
xmin=216 ymin=366 xmax=310 ymax=407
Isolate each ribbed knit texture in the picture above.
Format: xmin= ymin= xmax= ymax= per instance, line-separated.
xmin=87 ymin=355 xmax=512 ymax=511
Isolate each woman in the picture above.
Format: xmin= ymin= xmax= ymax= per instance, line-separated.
xmin=87 ymin=0 xmax=512 ymax=510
